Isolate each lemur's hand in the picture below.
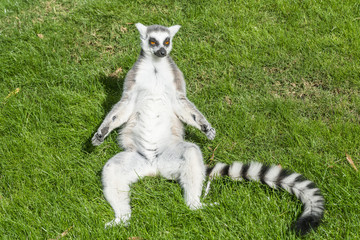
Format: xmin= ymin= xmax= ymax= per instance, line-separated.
xmin=92 ymin=132 xmax=104 ymax=146
xmin=206 ymin=127 xmax=216 ymax=140
xmin=201 ymin=124 xmax=216 ymax=140
xmin=91 ymin=127 xmax=109 ymax=146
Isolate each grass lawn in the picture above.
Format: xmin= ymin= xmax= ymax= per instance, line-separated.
xmin=1 ymin=0 xmax=360 ymax=239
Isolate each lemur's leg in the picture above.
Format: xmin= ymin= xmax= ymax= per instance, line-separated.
xmin=102 ymin=151 xmax=156 ymax=227
xmin=157 ymin=142 xmax=206 ymax=209
xmin=92 ymin=93 xmax=135 ymax=146
xmin=175 ymin=96 xmax=216 ymax=140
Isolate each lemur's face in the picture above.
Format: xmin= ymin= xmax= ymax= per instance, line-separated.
xmin=147 ymin=32 xmax=171 ymax=58
xmin=135 ymin=23 xmax=181 ymax=58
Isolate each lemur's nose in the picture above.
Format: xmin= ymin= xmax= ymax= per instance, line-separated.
xmin=159 ymin=48 xmax=166 ymax=56
xmin=155 ymin=47 xmax=167 ymax=57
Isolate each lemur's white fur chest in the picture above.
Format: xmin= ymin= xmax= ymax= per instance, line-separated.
xmin=135 ymin=57 xmax=175 ymax=95
xmin=123 ymin=57 xmax=178 ymax=160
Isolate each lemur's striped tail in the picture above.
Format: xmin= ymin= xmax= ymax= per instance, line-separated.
xmin=206 ymin=162 xmax=325 ymax=235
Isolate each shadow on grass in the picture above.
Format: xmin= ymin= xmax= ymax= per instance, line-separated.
xmin=83 ymin=74 xmax=125 ymax=153
xmin=184 ymin=129 xmax=206 ymax=146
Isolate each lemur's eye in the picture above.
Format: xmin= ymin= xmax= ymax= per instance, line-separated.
xmin=149 ymin=38 xmax=158 ymax=46
xmin=165 ymin=41 xmax=169 ymax=45
xmin=164 ymin=38 xmax=170 ymax=46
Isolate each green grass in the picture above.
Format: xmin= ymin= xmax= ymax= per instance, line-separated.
xmin=1 ymin=0 xmax=360 ymax=239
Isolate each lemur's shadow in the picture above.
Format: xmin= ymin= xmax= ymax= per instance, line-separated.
xmin=82 ymin=74 xmax=125 ymax=153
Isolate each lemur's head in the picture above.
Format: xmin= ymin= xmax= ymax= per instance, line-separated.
xmin=135 ymin=23 xmax=181 ymax=58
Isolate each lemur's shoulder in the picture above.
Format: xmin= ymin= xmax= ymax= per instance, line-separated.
xmin=167 ymin=56 xmax=186 ymax=93
xmin=122 ymin=51 xmax=146 ymax=91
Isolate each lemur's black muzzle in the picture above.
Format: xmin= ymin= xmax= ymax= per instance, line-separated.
xmin=155 ymin=47 xmax=167 ymax=57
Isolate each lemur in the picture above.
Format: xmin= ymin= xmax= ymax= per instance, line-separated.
xmin=92 ymin=23 xmax=324 ymax=235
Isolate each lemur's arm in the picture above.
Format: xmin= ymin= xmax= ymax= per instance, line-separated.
xmin=170 ymin=60 xmax=215 ymax=140
xmin=92 ymin=78 xmax=137 ymax=146
xmin=175 ymin=93 xmax=216 ymax=140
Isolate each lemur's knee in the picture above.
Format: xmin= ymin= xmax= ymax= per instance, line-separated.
xmin=183 ymin=144 xmax=202 ymax=159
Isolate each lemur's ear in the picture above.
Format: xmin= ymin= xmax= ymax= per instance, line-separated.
xmin=135 ymin=23 xmax=147 ymax=39
xmin=169 ymin=25 xmax=181 ymax=38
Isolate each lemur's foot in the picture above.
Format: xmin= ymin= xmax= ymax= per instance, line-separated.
xmin=188 ymin=201 xmax=218 ymax=210
xmin=188 ymin=201 xmax=204 ymax=210
xmin=105 ymin=214 xmax=130 ymax=228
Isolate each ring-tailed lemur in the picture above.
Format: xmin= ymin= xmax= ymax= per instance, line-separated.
xmin=92 ymin=23 xmax=324 ymax=235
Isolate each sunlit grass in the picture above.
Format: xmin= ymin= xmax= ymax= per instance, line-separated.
xmin=1 ymin=0 xmax=359 ymax=239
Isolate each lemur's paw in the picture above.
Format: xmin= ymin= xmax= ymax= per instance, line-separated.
xmin=92 ymin=127 xmax=109 ymax=146
xmin=205 ymin=127 xmax=216 ymax=140
xmin=105 ymin=215 xmax=130 ymax=228
xmin=188 ymin=202 xmax=218 ymax=210
xmin=91 ymin=132 xmax=104 ymax=146
xmin=201 ymin=125 xmax=216 ymax=140
xmin=188 ymin=202 xmax=204 ymax=210
xmin=188 ymin=202 xmax=219 ymax=210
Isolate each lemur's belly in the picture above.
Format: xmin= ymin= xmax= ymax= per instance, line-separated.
xmin=131 ymin=93 xmax=175 ymax=159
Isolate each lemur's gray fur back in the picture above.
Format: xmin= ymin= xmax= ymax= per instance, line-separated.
xmin=92 ymin=23 xmax=324 ymax=235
